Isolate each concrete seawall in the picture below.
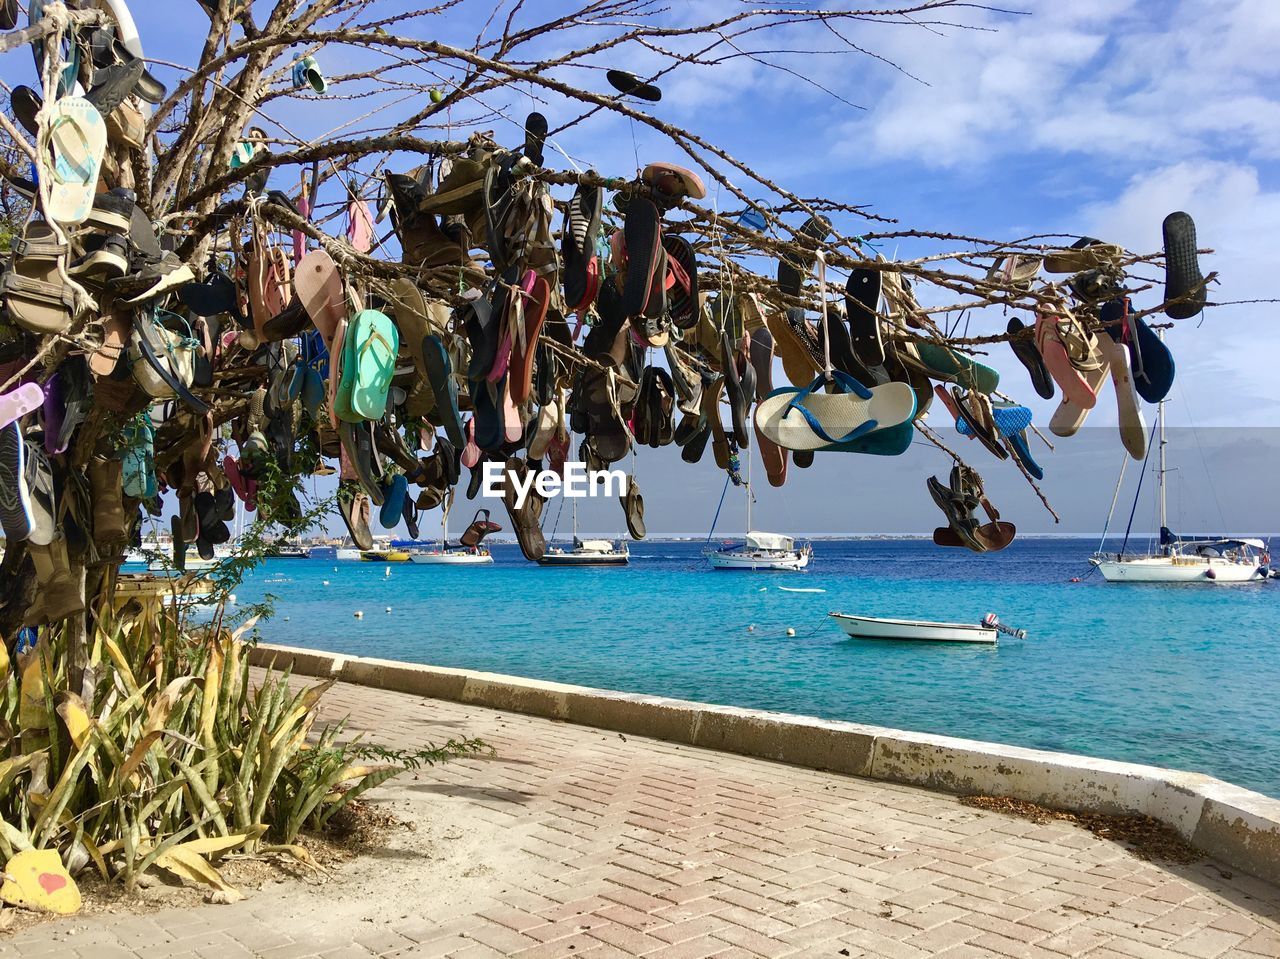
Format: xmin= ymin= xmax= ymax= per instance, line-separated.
xmin=250 ymin=642 xmax=1280 ymax=885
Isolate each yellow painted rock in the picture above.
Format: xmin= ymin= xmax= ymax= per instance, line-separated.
xmin=1 ymin=849 xmax=81 ymax=915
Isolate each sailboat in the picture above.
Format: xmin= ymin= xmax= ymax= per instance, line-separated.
xmin=538 ymin=498 xmax=629 ymax=566
xmin=410 ymin=499 xmax=497 ymax=565
xmin=1091 ymin=396 xmax=1267 ymax=584
xmin=707 ymin=446 xmax=812 ymax=571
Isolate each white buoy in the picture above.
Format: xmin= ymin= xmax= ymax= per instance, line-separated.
xmin=748 ymin=624 xmax=755 ymax=632
xmin=786 ymin=627 xmax=796 ymax=637
xmin=385 ymin=606 xmax=392 ymax=613
xmin=333 ymin=566 xmax=338 ymax=572
xmin=384 ymin=566 xmax=391 ymax=577
xmin=322 ymin=580 xmax=330 ymax=586
xmin=283 ymin=617 xmax=290 ymax=622
xmin=354 ymin=610 xmax=364 ymax=619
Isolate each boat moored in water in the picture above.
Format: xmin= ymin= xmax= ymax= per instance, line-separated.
xmin=830 ymin=612 xmax=998 ymax=644
xmin=709 ymin=531 xmax=811 ymax=571
xmin=1091 ymin=378 xmax=1267 ymax=585
xmin=538 ymin=537 xmax=630 ymax=566
xmin=360 ymin=549 xmax=411 ymax=562
xmin=411 ymin=546 xmax=494 ymax=565
xmin=1092 ymin=530 xmax=1267 ymax=584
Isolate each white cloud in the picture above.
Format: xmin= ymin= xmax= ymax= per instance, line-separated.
xmin=821 ymin=0 xmax=1280 ymax=168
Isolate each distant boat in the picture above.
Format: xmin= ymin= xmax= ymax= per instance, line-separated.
xmin=360 ymin=549 xmax=410 ymax=562
xmin=1093 ymin=531 xmax=1267 ymax=584
xmin=148 ymin=549 xmax=216 ymax=572
xmin=538 ymin=537 xmax=630 ymax=566
xmin=411 ymin=546 xmax=494 ymax=565
xmin=335 ymin=548 xmax=362 ymax=561
xmin=410 ymin=506 xmax=497 ymax=566
xmin=274 ymin=543 xmax=310 ymax=558
xmin=538 ymin=500 xmax=629 ymax=566
xmin=830 ymin=612 xmax=997 ymax=644
xmin=709 ymin=531 xmax=811 ymax=571
xmin=1091 ymin=385 xmax=1266 ymax=584
xmin=706 ymin=446 xmax=811 ymax=572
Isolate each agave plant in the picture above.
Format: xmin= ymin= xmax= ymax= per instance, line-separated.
xmin=0 ymin=601 xmax=485 ymax=900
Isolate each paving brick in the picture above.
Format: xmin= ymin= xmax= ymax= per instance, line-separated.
xmin=1168 ymin=925 xmax=1247 ymax=958
xmin=5 ymin=672 xmax=1277 ymax=959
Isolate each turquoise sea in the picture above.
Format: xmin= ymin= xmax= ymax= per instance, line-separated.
xmin=197 ymin=539 xmax=1279 ymax=798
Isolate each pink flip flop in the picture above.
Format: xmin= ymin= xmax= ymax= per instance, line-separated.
xmin=460 ymin=417 xmax=481 ymax=469
xmin=1048 ymin=356 xmax=1111 ymax=438
xmin=347 ymin=199 xmax=375 ymax=253
xmin=338 ymin=437 xmax=359 ymax=481
xmin=0 ymin=383 xmax=43 ymax=430
xmin=488 ymin=272 xmax=535 ymax=385
xmin=223 ymin=455 xmax=258 ymax=511
xmin=547 ymin=431 xmax=570 ymax=479
xmin=293 ymin=193 xmax=311 ymax=263
xmin=1035 ymin=313 xmax=1100 ymax=410
xmin=326 ymin=315 xmax=348 ymax=429
xmin=502 ymin=379 xmax=523 ymax=443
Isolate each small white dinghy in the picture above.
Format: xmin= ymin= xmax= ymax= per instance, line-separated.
xmin=829 ymin=612 xmax=1021 ymax=645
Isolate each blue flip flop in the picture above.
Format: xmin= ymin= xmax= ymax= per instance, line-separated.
xmin=423 ymin=334 xmax=465 ymax=447
xmin=1008 ymin=431 xmax=1044 ymax=480
xmin=378 ymin=473 xmax=407 ymax=529
xmin=956 ymin=402 xmax=1032 ymax=439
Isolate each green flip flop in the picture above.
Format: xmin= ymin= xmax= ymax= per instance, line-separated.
xmin=334 ymin=309 xmax=399 ymax=422
xmin=916 ymin=342 xmax=1000 ymax=394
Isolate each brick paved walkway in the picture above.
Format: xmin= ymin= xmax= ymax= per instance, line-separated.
xmin=4 ymin=677 xmax=1279 ymax=958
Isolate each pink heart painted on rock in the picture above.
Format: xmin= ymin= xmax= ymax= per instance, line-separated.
xmin=38 ymin=872 xmax=67 ymax=894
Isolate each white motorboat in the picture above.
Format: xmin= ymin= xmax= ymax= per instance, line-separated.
xmin=1091 ymin=385 xmax=1267 ymax=584
xmin=706 ymin=448 xmax=812 ymax=571
xmin=538 ymin=537 xmax=629 ymax=566
xmin=709 ymin=531 xmax=812 ymax=571
xmin=830 ymin=612 xmax=997 ymax=644
xmin=335 ymin=548 xmax=362 ymax=561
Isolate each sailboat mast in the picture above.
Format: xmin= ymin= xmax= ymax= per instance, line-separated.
xmin=745 ymin=445 xmax=753 ymax=533
xmin=572 ymin=497 xmax=579 ymax=541
xmin=1156 ymin=331 xmax=1168 ymax=553
xmin=1158 ymin=401 xmax=1167 ymax=534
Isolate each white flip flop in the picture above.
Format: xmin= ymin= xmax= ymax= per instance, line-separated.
xmin=1099 ymin=331 xmax=1146 ymax=459
xmin=44 ymin=97 xmax=106 ymax=226
xmin=755 ymin=371 xmax=916 ymax=452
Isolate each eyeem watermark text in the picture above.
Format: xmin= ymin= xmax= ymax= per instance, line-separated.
xmin=483 ymin=462 xmax=628 ymax=509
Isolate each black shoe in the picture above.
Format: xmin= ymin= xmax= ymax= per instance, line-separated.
xmin=84 ymin=188 xmax=136 ymax=235
xmin=85 ymin=58 xmax=145 ymax=119
xmin=88 ymin=26 xmax=166 ymax=103
xmin=70 ymin=233 xmax=130 ymax=280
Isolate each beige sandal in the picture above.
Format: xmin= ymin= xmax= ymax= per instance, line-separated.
xmin=2 ymin=223 xmax=76 ymax=334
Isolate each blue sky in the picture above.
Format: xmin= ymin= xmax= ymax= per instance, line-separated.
xmin=4 ymin=0 xmax=1277 ymax=537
